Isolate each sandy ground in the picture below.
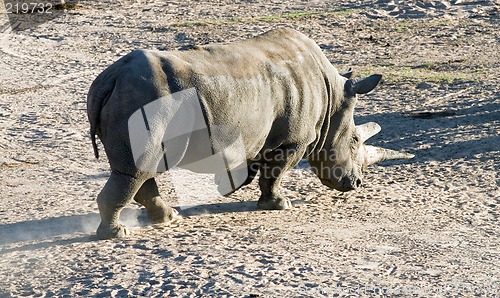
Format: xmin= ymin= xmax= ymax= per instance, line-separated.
xmin=0 ymin=0 xmax=499 ymax=297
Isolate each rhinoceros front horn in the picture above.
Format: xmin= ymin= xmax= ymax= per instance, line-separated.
xmin=356 ymin=122 xmax=414 ymax=165
xmin=364 ymin=145 xmax=415 ymax=166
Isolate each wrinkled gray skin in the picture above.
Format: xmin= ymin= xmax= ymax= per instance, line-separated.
xmin=88 ymin=28 xmax=412 ymax=239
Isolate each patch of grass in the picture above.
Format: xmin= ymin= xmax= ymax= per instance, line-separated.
xmin=420 ymin=62 xmax=436 ymax=69
xmin=472 ymin=67 xmax=488 ymax=73
xmin=359 ymin=65 xmax=478 ymax=83
xmin=411 ymin=62 xmax=437 ymax=70
xmin=260 ymin=12 xmax=319 ymax=21
xmin=394 ymin=22 xmax=411 ymax=33
xmin=169 ymin=9 xmax=360 ymax=28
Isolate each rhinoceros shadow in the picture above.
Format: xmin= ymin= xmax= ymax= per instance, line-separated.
xmin=0 ymin=207 xmax=153 ymax=250
xmin=0 ymin=198 xmax=302 ymax=252
xmin=0 ymin=213 xmax=99 ymax=254
xmin=178 ymin=200 xmax=258 ymax=216
xmin=176 ymin=199 xmax=306 ymax=217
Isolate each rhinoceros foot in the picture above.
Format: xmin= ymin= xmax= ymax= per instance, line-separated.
xmin=96 ymin=223 xmax=130 ymax=240
xmin=148 ymin=205 xmax=180 ymax=224
xmin=257 ymin=196 xmax=293 ymax=210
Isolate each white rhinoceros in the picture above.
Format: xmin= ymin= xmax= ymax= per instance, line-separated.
xmin=87 ymin=28 xmax=413 ymax=239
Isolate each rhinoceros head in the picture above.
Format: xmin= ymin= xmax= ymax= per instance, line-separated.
xmin=307 ymin=73 xmax=414 ymax=192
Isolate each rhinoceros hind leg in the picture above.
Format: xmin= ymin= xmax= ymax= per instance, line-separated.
xmin=134 ymin=178 xmax=179 ymax=224
xmin=96 ymin=171 xmax=144 ymax=240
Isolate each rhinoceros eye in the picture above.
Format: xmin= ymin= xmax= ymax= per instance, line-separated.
xmin=350 ymin=134 xmax=360 ymax=152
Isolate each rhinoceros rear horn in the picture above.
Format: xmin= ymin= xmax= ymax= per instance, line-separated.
xmin=356 ymin=122 xmax=381 ymax=142
xmin=346 ymin=74 xmax=382 ymax=96
xmin=364 ymin=145 xmax=414 ymax=166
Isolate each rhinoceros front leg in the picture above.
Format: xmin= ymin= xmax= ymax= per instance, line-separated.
xmin=96 ymin=171 xmax=144 ymax=239
xmin=258 ymin=171 xmax=292 ymax=210
xmin=257 ymin=146 xmax=302 ymax=210
xmin=133 ymin=178 xmax=179 ymax=224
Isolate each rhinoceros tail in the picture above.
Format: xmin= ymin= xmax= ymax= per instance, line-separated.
xmin=87 ymin=76 xmax=115 ymax=159
xmin=91 ymin=131 xmax=100 ymax=159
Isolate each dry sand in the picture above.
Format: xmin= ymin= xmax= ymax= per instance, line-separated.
xmin=0 ymin=0 xmax=499 ymax=297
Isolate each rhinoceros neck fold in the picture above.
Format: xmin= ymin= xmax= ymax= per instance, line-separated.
xmin=304 ymin=67 xmax=347 ymax=158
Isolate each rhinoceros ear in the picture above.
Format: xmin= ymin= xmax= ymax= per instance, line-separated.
xmin=346 ymin=74 xmax=382 ymax=96
xmin=341 ymin=67 xmax=353 ymax=79
xmin=356 ymin=122 xmax=381 ymax=142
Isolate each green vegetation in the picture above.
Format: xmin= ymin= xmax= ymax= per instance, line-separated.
xmin=358 ymin=65 xmax=482 ymax=83
xmin=413 ymin=62 xmax=436 ymax=70
xmin=394 ymin=21 xmax=411 ymax=33
xmin=170 ymin=8 xmax=360 ymax=28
